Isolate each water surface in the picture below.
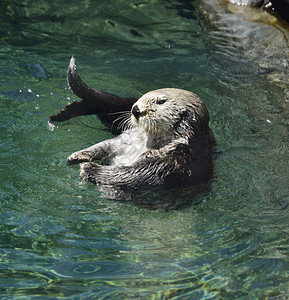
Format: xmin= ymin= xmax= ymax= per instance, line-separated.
xmin=1 ymin=0 xmax=289 ymax=298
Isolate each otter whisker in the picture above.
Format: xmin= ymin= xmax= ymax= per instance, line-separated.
xmin=117 ymin=119 xmax=128 ymax=132
xmin=150 ymin=118 xmax=156 ymax=135
xmin=112 ymin=112 xmax=131 ymax=124
xmin=111 ymin=112 xmax=132 ymax=132
xmin=121 ymin=118 xmax=133 ymax=132
xmin=108 ymin=110 xmax=131 ymax=116
xmin=116 ymin=113 xmax=134 ymax=132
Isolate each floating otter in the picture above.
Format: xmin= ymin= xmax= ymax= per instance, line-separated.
xmin=51 ymin=57 xmax=215 ymax=197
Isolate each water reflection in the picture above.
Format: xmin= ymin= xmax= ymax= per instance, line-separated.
xmin=199 ymin=0 xmax=289 ymax=93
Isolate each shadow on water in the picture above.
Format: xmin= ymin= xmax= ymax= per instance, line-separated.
xmin=100 ymin=183 xmax=213 ymax=212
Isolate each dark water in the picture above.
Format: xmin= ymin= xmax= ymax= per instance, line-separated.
xmin=1 ymin=0 xmax=289 ymax=299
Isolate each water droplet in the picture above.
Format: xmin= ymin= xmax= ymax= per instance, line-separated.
xmin=47 ymin=121 xmax=57 ymax=131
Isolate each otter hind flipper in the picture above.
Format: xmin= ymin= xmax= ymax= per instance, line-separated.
xmin=67 ymin=56 xmax=103 ymax=103
xmin=50 ymin=57 xmax=137 ymax=125
xmin=49 ymin=100 xmax=93 ymax=122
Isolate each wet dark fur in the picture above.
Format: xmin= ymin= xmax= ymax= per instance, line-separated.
xmin=51 ymin=58 xmax=215 ymax=198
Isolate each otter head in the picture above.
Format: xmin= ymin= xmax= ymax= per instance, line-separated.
xmin=131 ymin=88 xmax=210 ymax=141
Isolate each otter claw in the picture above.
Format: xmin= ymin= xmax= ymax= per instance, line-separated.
xmin=79 ymin=162 xmax=100 ymax=184
xmin=66 ymin=152 xmax=92 ymax=165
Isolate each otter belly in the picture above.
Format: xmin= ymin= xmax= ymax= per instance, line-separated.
xmin=110 ymin=129 xmax=148 ymax=167
xmin=112 ymin=142 xmax=148 ymax=166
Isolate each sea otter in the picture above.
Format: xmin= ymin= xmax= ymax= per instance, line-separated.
xmin=51 ymin=57 xmax=215 ymax=197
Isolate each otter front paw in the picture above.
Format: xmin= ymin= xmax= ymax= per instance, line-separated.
xmin=79 ymin=162 xmax=101 ymax=184
xmin=66 ymin=151 xmax=93 ymax=165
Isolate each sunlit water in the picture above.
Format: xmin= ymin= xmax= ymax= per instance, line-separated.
xmin=1 ymin=0 xmax=289 ymax=299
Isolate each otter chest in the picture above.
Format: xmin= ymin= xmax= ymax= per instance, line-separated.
xmin=111 ymin=133 xmax=148 ymax=167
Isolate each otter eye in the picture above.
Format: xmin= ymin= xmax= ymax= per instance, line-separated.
xmin=157 ymin=98 xmax=167 ymax=104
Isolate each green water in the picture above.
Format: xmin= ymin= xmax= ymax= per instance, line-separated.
xmin=1 ymin=0 xmax=289 ymax=298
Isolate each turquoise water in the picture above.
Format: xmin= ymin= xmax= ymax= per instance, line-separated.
xmin=1 ymin=0 xmax=289 ymax=298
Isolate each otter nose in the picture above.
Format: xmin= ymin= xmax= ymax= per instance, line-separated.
xmin=132 ymin=105 xmax=141 ymax=119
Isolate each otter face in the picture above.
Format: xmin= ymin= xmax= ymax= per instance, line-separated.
xmin=131 ymin=90 xmax=183 ymax=137
xmin=130 ymin=88 xmax=209 ymax=140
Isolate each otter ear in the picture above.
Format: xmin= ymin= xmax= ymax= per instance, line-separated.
xmin=180 ymin=109 xmax=198 ymax=126
xmin=179 ymin=108 xmax=209 ymax=134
